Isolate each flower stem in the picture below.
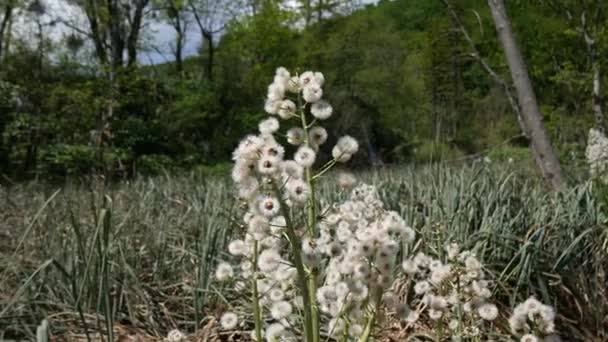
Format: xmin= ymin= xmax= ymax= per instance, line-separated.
xmin=358 ymin=288 xmax=383 ymax=342
xmin=298 ymin=93 xmax=321 ymax=342
xmin=252 ymin=240 xmax=263 ymax=342
xmin=275 ymin=186 xmax=314 ymax=342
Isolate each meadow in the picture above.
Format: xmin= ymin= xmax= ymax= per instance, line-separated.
xmin=1 ymin=163 xmax=606 ymax=341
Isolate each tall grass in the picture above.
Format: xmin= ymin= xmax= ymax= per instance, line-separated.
xmin=0 ymin=164 xmax=606 ymax=340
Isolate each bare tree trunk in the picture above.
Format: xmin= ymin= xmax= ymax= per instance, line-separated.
xmin=127 ymin=0 xmax=149 ymax=67
xmin=584 ymin=32 xmax=606 ymax=133
xmin=206 ymin=31 xmax=213 ymax=81
xmin=175 ymin=29 xmax=183 ymax=74
xmin=442 ymin=0 xmax=526 ymax=133
xmin=488 ymin=0 xmax=566 ymax=190
xmin=0 ymin=3 xmax=13 ymax=61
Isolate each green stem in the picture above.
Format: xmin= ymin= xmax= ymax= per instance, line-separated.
xmin=252 ymin=241 xmax=263 ymax=342
xmin=358 ymin=288 xmax=383 ymax=342
xmin=298 ymin=91 xmax=321 ymax=342
xmin=312 ymin=159 xmax=337 ymax=180
xmin=275 ymin=186 xmax=314 ymax=341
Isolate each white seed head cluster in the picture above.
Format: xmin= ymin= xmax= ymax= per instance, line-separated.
xmin=509 ymin=297 xmax=557 ymax=340
xmin=401 ymin=245 xmax=499 ymax=339
xmin=586 ymin=128 xmax=608 ymax=183
xmin=212 ymin=67 xmax=562 ymax=341
xmin=165 ymin=329 xmax=186 ymax=342
xmin=314 ymin=183 xmax=416 ymax=338
xmin=216 ymin=67 xmax=364 ymax=339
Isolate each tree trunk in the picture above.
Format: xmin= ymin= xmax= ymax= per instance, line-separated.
xmin=584 ymin=34 xmax=606 ymax=132
xmin=127 ymin=0 xmax=149 ymax=67
xmin=175 ymin=30 xmax=183 ymax=74
xmin=0 ymin=3 xmax=13 ymax=61
xmin=488 ymin=0 xmax=566 ymax=190
xmin=203 ymin=30 xmax=214 ymax=81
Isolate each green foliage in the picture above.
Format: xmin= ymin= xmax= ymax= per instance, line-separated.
xmin=0 ymin=0 xmax=604 ymax=178
xmin=412 ymin=140 xmax=465 ymax=163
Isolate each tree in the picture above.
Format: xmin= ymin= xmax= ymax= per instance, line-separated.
xmin=154 ymin=0 xmax=189 ymax=74
xmin=294 ymin=0 xmax=361 ymax=27
xmin=187 ymin=0 xmax=237 ymax=80
xmin=488 ymin=0 xmax=566 ymax=190
xmin=541 ymin=0 xmax=608 ymax=133
xmin=0 ymin=0 xmax=20 ymax=61
xmin=61 ymin=0 xmax=151 ymax=71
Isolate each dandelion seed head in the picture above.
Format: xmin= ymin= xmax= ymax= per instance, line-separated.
xmin=309 ymin=126 xmax=328 ymax=145
xmin=270 ymin=301 xmax=293 ymax=320
xmin=311 ymin=100 xmax=333 ymax=120
xmin=303 ymin=85 xmax=323 ymax=103
xmin=278 ymin=99 xmax=296 ymax=119
xmin=520 ymin=334 xmax=539 ymax=342
xmin=478 ymin=303 xmax=499 ymax=321
xmin=215 ymin=262 xmax=233 ymax=281
xmin=295 ymin=145 xmax=316 ymax=167
xmin=166 ymin=329 xmax=186 ymax=342
xmin=220 ymin=312 xmax=238 ymax=330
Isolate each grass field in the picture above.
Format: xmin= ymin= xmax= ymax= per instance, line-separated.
xmin=0 ymin=164 xmax=606 ymax=341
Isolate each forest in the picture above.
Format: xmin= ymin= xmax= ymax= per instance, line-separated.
xmin=0 ymin=0 xmax=605 ymax=180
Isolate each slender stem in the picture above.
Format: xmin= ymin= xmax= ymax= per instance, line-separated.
xmin=275 ymin=186 xmax=314 ymax=341
xmin=358 ymin=288 xmax=383 ymax=342
xmin=313 ymin=159 xmax=337 ymax=180
xmin=252 ymin=240 xmax=263 ymax=342
xmin=298 ymin=91 xmax=320 ymax=342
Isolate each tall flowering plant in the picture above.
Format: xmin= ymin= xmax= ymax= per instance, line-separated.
xmin=212 ymin=67 xmax=560 ymax=342
xmin=215 ymin=67 xmax=416 ymax=342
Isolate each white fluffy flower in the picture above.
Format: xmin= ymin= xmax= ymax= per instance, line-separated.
xmin=268 ymin=288 xmax=285 ymax=302
xmin=166 ymin=329 xmax=186 ymax=342
xmin=402 ymin=259 xmax=418 ymax=275
xmin=286 ymin=127 xmax=305 ymax=145
xmin=278 ymin=99 xmax=296 ymax=119
xmin=332 ymin=136 xmax=358 ymax=162
xmin=332 ymin=146 xmax=352 ymax=163
xmin=282 ymin=160 xmax=304 ymax=179
xmin=287 ymin=76 xmax=300 ymax=93
xmin=309 ymin=126 xmax=328 ymax=146
xmin=299 ymin=71 xmax=315 ymax=87
xmin=265 ymin=323 xmax=286 ymax=341
xmin=520 ymin=334 xmax=539 ymax=342
xmin=258 ymin=196 xmax=280 ymax=218
xmin=220 ymin=312 xmax=238 ymax=330
xmin=262 ymin=142 xmax=285 ymax=160
xmin=258 ymin=248 xmax=283 ymax=272
xmin=287 ymin=179 xmax=310 ymax=204
xmin=264 ymin=99 xmax=280 ymax=115
xmin=313 ymin=72 xmax=325 ymax=86
xmin=295 ymin=146 xmax=316 ymax=167
xmin=303 ymin=85 xmax=323 ymax=103
xmin=259 ymin=117 xmax=279 ymax=135
xmin=336 ymin=135 xmax=359 ymax=154
xmin=257 ymin=156 xmax=279 ymax=175
xmin=228 ymin=240 xmax=247 ymax=256
xmin=275 ymin=66 xmax=290 ymax=80
xmin=310 ymin=100 xmax=333 ymax=120
xmin=414 ymin=280 xmax=431 ymax=294
xmin=478 ymin=303 xmax=498 ymax=321
xmin=337 ymin=172 xmax=357 ymax=189
xmin=271 ymin=301 xmax=293 ymax=319
xmin=215 ymin=262 xmax=233 ymax=281
xmin=267 ymin=83 xmax=285 ymax=101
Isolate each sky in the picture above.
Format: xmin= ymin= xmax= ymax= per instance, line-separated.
xmin=23 ymin=0 xmax=379 ymax=65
